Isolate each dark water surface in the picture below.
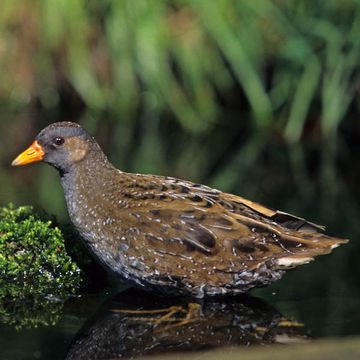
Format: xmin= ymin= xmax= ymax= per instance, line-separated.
xmin=0 ymin=284 xmax=359 ymax=360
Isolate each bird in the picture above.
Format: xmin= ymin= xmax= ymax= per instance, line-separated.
xmin=12 ymin=121 xmax=348 ymax=298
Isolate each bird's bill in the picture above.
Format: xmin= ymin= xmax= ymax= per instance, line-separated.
xmin=11 ymin=141 xmax=45 ymax=166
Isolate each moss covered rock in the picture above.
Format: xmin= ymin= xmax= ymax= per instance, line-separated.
xmin=0 ymin=204 xmax=82 ymax=328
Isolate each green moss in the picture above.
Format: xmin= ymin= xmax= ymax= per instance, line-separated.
xmin=0 ymin=204 xmax=82 ymax=328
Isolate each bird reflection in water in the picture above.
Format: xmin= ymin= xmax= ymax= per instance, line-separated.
xmin=65 ymin=289 xmax=307 ymax=360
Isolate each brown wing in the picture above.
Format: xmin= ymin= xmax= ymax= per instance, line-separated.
xmin=113 ymin=175 xmax=347 ymax=293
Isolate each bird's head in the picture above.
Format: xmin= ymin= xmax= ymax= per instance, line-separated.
xmin=12 ymin=122 xmax=96 ymax=173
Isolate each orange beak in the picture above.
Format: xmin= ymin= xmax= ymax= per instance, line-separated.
xmin=11 ymin=141 xmax=45 ymax=166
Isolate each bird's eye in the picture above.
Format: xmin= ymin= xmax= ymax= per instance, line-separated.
xmin=53 ymin=137 xmax=65 ymax=146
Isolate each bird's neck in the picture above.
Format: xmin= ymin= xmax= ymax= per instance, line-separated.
xmin=60 ymin=150 xmax=118 ymax=212
xmin=59 ymin=151 xmax=125 ymax=272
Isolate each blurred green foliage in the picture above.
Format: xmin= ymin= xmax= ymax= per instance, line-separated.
xmin=0 ymin=204 xmax=81 ymax=328
xmin=0 ymin=1 xmax=358 ymax=209
xmin=1 ymin=0 xmax=358 ymax=132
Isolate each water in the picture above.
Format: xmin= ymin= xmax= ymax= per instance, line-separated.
xmin=0 ymin=256 xmax=359 ymax=360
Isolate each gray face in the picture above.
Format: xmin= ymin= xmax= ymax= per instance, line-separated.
xmin=35 ymin=122 xmax=91 ymax=173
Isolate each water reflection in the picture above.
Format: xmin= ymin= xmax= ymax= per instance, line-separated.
xmin=0 ymin=293 xmax=64 ymax=330
xmin=65 ymin=289 xmax=307 ymax=359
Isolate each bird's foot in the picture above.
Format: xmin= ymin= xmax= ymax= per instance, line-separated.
xmin=113 ymin=303 xmax=202 ymax=330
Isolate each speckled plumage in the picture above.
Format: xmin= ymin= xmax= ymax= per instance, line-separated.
xmin=13 ymin=122 xmax=348 ymax=298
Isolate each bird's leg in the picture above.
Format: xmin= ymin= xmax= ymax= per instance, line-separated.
xmin=113 ymin=305 xmax=186 ymax=323
xmin=112 ymin=303 xmax=202 ymax=328
xmin=154 ymin=303 xmax=202 ymax=332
